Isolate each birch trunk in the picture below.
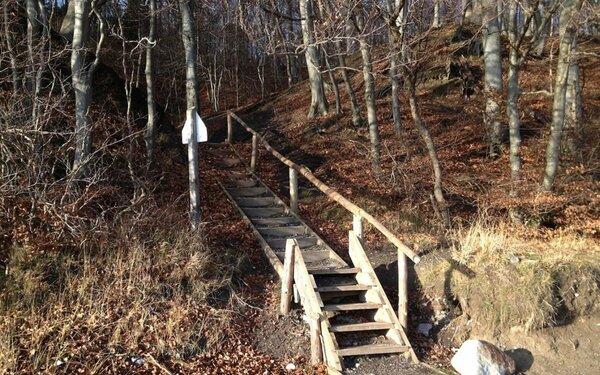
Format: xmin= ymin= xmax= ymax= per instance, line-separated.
xmin=179 ymin=0 xmax=201 ymax=225
xmin=506 ymin=1 xmax=522 ymax=192
xmin=386 ymin=0 xmax=404 ymax=132
xmin=299 ymin=0 xmax=328 ymax=118
xmin=542 ymin=0 xmax=583 ymax=191
xmin=355 ymin=12 xmax=381 ymax=172
xmin=145 ymin=0 xmax=157 ymax=168
xmin=564 ymin=38 xmax=582 ymax=157
xmin=482 ymin=0 xmax=503 ymax=159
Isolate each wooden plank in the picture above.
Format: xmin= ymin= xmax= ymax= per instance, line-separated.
xmin=267 ymin=236 xmax=319 ymax=250
xmin=309 ymin=314 xmax=323 ymax=365
xmin=228 ymin=187 xmax=268 ymax=197
xmin=227 ymin=113 xmax=233 ymax=143
xmin=252 ymin=217 xmax=301 ymax=226
xmin=243 ymin=207 xmax=287 ymax=218
xmin=398 ymin=252 xmax=408 ymax=329
xmin=337 ymin=344 xmax=409 ymax=357
xmin=228 ymin=178 xmax=257 ymax=188
xmin=289 ymin=167 xmax=298 ymax=214
xmin=236 ymin=197 xmax=278 ymax=207
xmin=250 ymin=134 xmax=258 ymax=171
xmin=280 ymin=240 xmax=295 ymax=315
xmin=316 ymin=285 xmax=370 ymax=293
xmin=258 ymin=225 xmax=306 ymax=237
xmin=277 ymin=249 xmax=330 ymax=263
xmin=329 ymin=322 xmax=393 ymax=333
xmin=322 ymin=303 xmax=382 ymax=311
xmin=309 ymin=267 xmax=361 ymax=275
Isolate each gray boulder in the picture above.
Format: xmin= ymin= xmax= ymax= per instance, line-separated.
xmin=451 ymin=339 xmax=517 ymax=375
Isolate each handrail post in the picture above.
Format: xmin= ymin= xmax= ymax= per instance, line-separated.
xmin=251 ymin=134 xmax=258 ymax=172
xmin=309 ymin=313 xmax=323 ymax=365
xmin=289 ymin=168 xmax=298 ymax=214
xmin=227 ymin=112 xmax=233 ymax=144
xmin=280 ymin=239 xmax=295 ymax=315
xmin=353 ymin=214 xmax=363 ymax=241
xmin=398 ymin=250 xmax=408 ymax=329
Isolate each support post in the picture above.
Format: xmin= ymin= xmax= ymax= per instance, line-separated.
xmin=250 ymin=134 xmax=258 ymax=172
xmin=289 ymin=167 xmax=298 ymax=214
xmin=227 ymin=113 xmax=233 ymax=144
xmin=187 ymin=107 xmax=200 ymax=228
xmin=280 ymin=239 xmax=295 ymax=315
xmin=353 ymin=214 xmax=363 ymax=241
xmin=309 ymin=313 xmax=323 ymax=365
xmin=398 ymin=250 xmax=408 ymax=329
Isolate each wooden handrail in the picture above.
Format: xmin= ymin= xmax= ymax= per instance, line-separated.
xmin=227 ymin=111 xmax=420 ymax=264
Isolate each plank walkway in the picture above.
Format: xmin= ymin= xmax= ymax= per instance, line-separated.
xmin=208 ymin=142 xmax=417 ymax=374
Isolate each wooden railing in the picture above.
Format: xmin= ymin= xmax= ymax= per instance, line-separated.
xmin=226 ymin=111 xmax=420 ymax=327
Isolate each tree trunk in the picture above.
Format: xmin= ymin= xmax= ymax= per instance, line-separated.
xmin=179 ymin=0 xmax=201 ymax=225
xmin=335 ymin=38 xmax=361 ymax=126
xmin=386 ymin=0 xmax=404 ymax=132
xmin=145 ymin=0 xmax=157 ymax=168
xmin=532 ymin=0 xmax=551 ymax=56
xmin=299 ymin=0 xmax=328 ymax=118
xmin=433 ymin=0 xmax=443 ymax=27
xmin=542 ymin=0 xmax=583 ymax=191
xmin=406 ymin=76 xmax=450 ymax=227
xmin=564 ymin=37 xmax=583 ymax=157
xmin=323 ymin=49 xmax=341 ymax=114
xmin=355 ymin=11 xmax=381 ymax=172
xmin=482 ymin=0 xmax=503 ymax=159
xmin=3 ymin=1 xmax=20 ymax=96
xmin=71 ymin=0 xmax=96 ymax=172
xmin=506 ymin=1 xmax=522 ymax=194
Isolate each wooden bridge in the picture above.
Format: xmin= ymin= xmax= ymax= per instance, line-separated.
xmin=210 ymin=112 xmax=421 ymax=374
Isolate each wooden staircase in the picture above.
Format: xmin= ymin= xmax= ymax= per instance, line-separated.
xmin=207 ymin=143 xmax=417 ymax=373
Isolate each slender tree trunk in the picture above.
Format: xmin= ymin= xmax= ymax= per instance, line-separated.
xmin=406 ymin=76 xmax=450 ymax=227
xmin=179 ymin=0 xmax=200 ymax=225
xmin=71 ymin=0 xmax=99 ymax=172
xmin=355 ymin=11 xmax=381 ymax=172
xmin=3 ymin=1 xmax=20 ymax=97
xmin=386 ymin=0 xmax=404 ymax=132
xmin=533 ymin=0 xmax=551 ymax=56
xmin=299 ymin=0 xmax=328 ymax=118
xmin=482 ymin=0 xmax=503 ymax=159
xmin=323 ymin=49 xmax=341 ymax=114
xmin=564 ymin=37 xmax=582 ymax=157
xmin=145 ymin=0 xmax=157 ymax=168
xmin=542 ymin=0 xmax=583 ymax=191
xmin=433 ymin=0 xmax=443 ymax=27
xmin=506 ymin=1 xmax=522 ymax=194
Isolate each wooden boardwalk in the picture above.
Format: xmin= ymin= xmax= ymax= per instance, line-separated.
xmin=208 ymin=136 xmax=418 ymax=373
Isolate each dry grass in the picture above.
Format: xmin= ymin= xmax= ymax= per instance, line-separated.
xmin=0 ymin=223 xmax=236 ymax=374
xmin=418 ymin=213 xmax=600 ymax=339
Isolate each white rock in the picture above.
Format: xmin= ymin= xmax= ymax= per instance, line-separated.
xmin=55 ymin=360 xmax=65 ymax=367
xmin=285 ymin=363 xmax=296 ymax=371
xmin=451 ymin=340 xmax=517 ymax=375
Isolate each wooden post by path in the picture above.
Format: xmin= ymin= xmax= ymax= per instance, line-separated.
xmin=280 ymin=239 xmax=295 ymax=315
xmin=187 ymin=107 xmax=200 ymax=228
xmin=353 ymin=214 xmax=363 ymax=241
xmin=309 ymin=313 xmax=323 ymax=365
xmin=227 ymin=113 xmax=233 ymax=144
xmin=289 ymin=168 xmax=298 ymax=214
xmin=251 ymin=134 xmax=258 ymax=171
xmin=398 ymin=250 xmax=408 ymax=329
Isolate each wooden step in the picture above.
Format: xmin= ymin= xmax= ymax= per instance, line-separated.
xmin=337 ymin=343 xmax=409 ymax=357
xmin=330 ymin=322 xmax=393 ymax=333
xmin=243 ymin=207 xmax=286 ymax=218
xmin=252 ymin=217 xmax=300 ymax=226
xmin=267 ymin=236 xmax=319 ymax=249
xmin=308 ymin=267 xmax=361 ymax=275
xmin=316 ymin=285 xmax=370 ymax=293
xmin=217 ymin=158 xmax=241 ymax=168
xmin=237 ymin=197 xmax=279 ymax=207
xmin=322 ymin=303 xmax=382 ymax=311
xmin=228 ymin=187 xmax=268 ymax=197
xmin=228 ymin=178 xmax=257 ymax=188
xmin=276 ymin=249 xmax=330 ymax=263
xmin=258 ymin=225 xmax=307 ymax=237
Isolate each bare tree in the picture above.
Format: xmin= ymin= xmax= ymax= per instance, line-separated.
xmin=299 ymin=0 xmax=328 ymax=118
xmin=542 ymin=0 xmax=584 ymax=191
xmin=145 ymin=0 xmax=158 ymax=168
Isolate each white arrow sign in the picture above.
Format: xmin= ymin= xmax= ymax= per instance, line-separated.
xmin=181 ymin=110 xmax=208 ymax=144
